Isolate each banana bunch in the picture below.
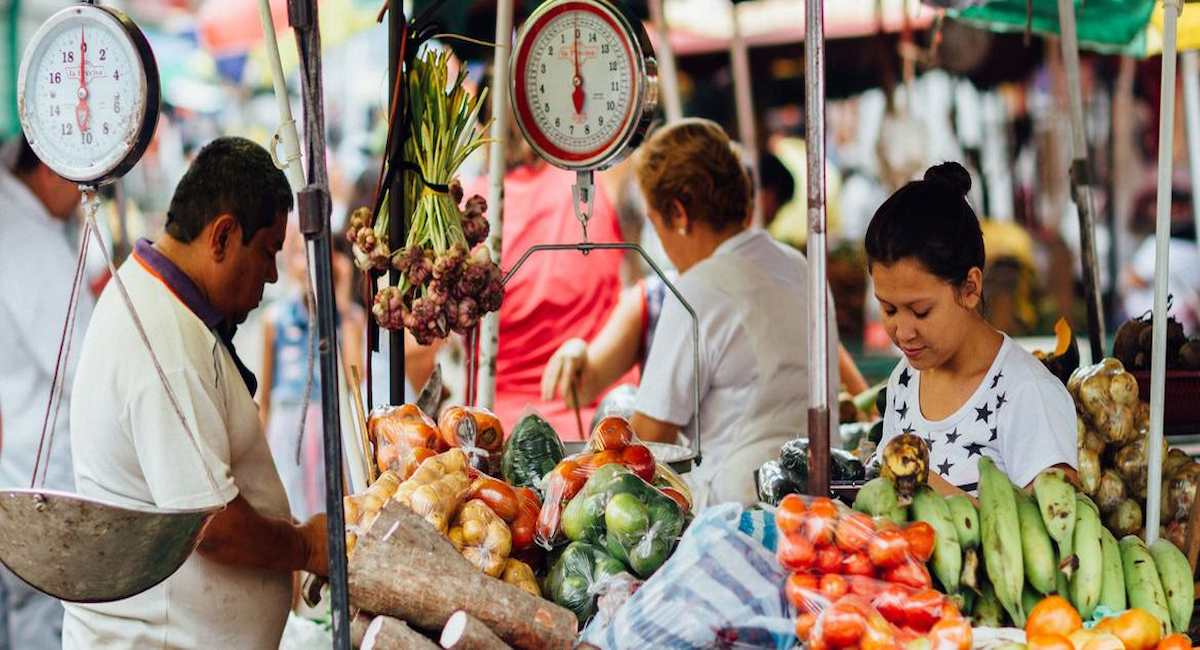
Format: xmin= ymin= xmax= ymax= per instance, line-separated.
xmin=855 ymin=466 xmax=1194 ymax=633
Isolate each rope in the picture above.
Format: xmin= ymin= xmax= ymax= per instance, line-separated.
xmin=83 ymin=192 xmax=225 ymax=500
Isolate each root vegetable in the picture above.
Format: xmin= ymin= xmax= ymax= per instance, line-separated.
xmin=1095 ymin=470 xmax=1126 ymax=515
xmin=441 ymin=611 xmax=511 ymax=650
xmin=450 ymin=500 xmax=513 ymax=577
xmin=1106 ymin=499 xmax=1143 ymax=537
xmin=348 ymin=499 xmax=578 ymax=649
xmin=393 ymin=449 xmax=472 ymax=534
xmin=362 ymin=616 xmax=440 ymax=650
xmin=1079 ymin=448 xmax=1102 ymax=496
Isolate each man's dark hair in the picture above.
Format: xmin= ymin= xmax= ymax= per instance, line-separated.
xmin=758 ymin=152 xmax=795 ymax=205
xmin=13 ymin=136 xmax=42 ymax=175
xmin=165 ymin=136 xmax=293 ymax=243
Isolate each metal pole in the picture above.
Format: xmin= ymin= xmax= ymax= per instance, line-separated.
xmin=729 ymin=1 xmax=761 ymax=227
xmin=1056 ymin=0 xmax=1107 ymax=363
xmin=288 ymin=1 xmax=351 ymax=646
xmin=649 ymin=0 xmax=683 ymax=122
xmin=1145 ymin=0 xmax=1181 ymax=545
xmin=1182 ymin=51 xmax=1200 ymax=247
xmin=256 ymin=0 xmax=305 ymax=190
xmin=805 ymin=0 xmax=830 ymax=497
xmin=477 ymin=0 xmax=513 ymax=411
xmin=387 ymin=0 xmax=407 ymax=405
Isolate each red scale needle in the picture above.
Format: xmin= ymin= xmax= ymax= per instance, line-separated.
xmin=75 ymin=27 xmax=90 ymax=133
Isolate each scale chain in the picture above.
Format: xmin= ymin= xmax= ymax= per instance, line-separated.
xmin=81 ymin=190 xmax=226 ymax=500
xmin=571 ymin=171 xmax=595 ymax=245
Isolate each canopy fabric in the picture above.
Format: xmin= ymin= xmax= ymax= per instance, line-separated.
xmin=1141 ymin=2 xmax=1200 ymax=56
xmin=952 ymin=0 xmax=1156 ymax=54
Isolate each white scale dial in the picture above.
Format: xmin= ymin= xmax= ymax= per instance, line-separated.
xmin=511 ymin=0 xmax=657 ymax=171
xmin=18 ymin=4 xmax=158 ymax=185
xmin=523 ymin=11 xmax=633 ymax=155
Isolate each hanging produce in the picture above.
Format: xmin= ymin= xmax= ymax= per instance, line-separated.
xmin=347 ymin=49 xmax=501 ymax=344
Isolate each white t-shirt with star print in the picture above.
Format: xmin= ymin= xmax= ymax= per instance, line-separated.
xmin=878 ymin=335 xmax=1077 ymax=492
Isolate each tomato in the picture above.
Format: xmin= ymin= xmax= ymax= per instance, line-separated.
xmin=619 ymin=444 xmax=656 ymax=482
xmin=591 ymin=416 xmax=634 ymax=450
xmin=881 ymin=558 xmax=931 ymax=589
xmin=778 ymin=533 xmax=817 ymax=571
xmin=901 ymin=522 xmax=935 ymax=563
xmin=872 ymin=584 xmax=910 ymax=626
xmin=821 ymin=603 xmax=868 ymax=647
xmin=548 ymin=460 xmax=587 ymax=501
xmin=842 ymin=552 xmax=875 ymax=576
xmin=796 ymin=613 xmax=818 ymax=642
xmin=861 ymin=617 xmax=900 ymax=650
xmin=816 ymin=546 xmax=845 ymax=574
xmin=785 ymin=572 xmax=821 ymax=612
xmin=820 ymin=574 xmax=850 ymax=600
xmin=509 ymin=510 xmax=536 ymax=550
xmin=836 ymin=512 xmax=877 ymax=553
xmin=659 ymin=487 xmax=691 ymax=513
xmin=1156 ymin=633 xmax=1192 ymax=650
xmin=579 ymin=449 xmax=622 ymax=470
xmin=1081 ymin=633 xmax=1127 ymax=650
xmin=1095 ymin=609 xmax=1162 ymax=650
xmin=467 ymin=476 xmax=519 ymax=522
xmin=820 ymin=606 xmax=868 ymax=647
xmin=776 ymin=494 xmax=809 ymax=537
xmin=806 ymin=499 xmax=839 ymax=547
xmin=844 ymin=575 xmax=884 ymax=600
xmin=927 ymin=617 xmax=972 ymax=650
xmin=1025 ymin=595 xmax=1082 ymax=638
xmin=901 ymin=589 xmax=945 ymax=633
xmin=867 ymin=530 xmax=910 ymax=569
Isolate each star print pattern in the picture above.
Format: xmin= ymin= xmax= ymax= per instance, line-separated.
xmin=873 ymin=345 xmax=1080 ymax=494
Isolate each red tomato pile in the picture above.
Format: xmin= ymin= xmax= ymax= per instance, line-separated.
xmin=775 ymin=495 xmax=971 ymax=650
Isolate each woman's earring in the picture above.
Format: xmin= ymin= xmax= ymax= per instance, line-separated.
xmin=676 ymin=227 xmax=686 ymax=236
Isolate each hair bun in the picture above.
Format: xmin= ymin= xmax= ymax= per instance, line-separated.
xmin=923 ymin=161 xmax=971 ymax=197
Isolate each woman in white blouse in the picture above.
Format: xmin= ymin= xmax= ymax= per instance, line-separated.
xmin=549 ymin=119 xmax=839 ymax=507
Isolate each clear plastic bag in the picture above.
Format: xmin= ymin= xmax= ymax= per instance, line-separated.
xmin=438 ymin=406 xmax=504 ymax=476
xmin=801 ymin=593 xmax=971 ymax=650
xmin=543 ymin=540 xmax=634 ymax=625
xmin=1068 ymin=358 xmax=1140 ymax=447
xmin=536 ymin=416 xmax=692 ymax=547
xmin=343 ymin=470 xmax=402 ymax=554
xmin=500 ymin=557 xmax=541 ymax=597
xmin=368 ymin=404 xmax=447 ymax=480
xmin=447 ymin=498 xmax=512 ymax=577
xmin=557 ymin=464 xmax=686 ymax=578
xmin=391 ymin=448 xmax=471 ymax=534
xmin=463 ymin=474 xmax=540 ymax=552
xmin=579 ymin=503 xmax=796 ymax=649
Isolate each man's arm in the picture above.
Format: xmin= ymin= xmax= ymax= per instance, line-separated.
xmin=197 ymin=496 xmax=328 ymax=576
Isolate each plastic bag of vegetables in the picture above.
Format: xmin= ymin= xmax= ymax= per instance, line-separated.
xmin=447 ymin=498 xmax=512 ymax=577
xmin=1068 ymin=359 xmax=1139 ymax=447
xmin=438 ymin=406 xmax=504 ymax=475
xmin=391 ymin=448 xmax=471 ymax=534
xmin=500 ymin=412 xmax=565 ymax=492
xmin=463 ymin=475 xmax=541 ymax=552
xmin=368 ymin=404 xmax=447 ymax=480
xmin=544 ymin=541 xmax=632 ymax=624
xmin=559 ymin=464 xmax=686 ymax=577
xmin=536 ymin=417 xmax=692 ymax=547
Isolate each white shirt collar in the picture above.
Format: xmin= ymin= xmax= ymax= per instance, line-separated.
xmin=713 ymin=227 xmax=762 ymax=257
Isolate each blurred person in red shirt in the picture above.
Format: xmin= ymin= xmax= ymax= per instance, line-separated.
xmin=466 ymin=122 xmax=635 ymax=439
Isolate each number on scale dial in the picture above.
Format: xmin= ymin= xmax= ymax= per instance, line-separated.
xmin=18 ymin=5 xmax=157 ymax=184
xmin=522 ymin=10 xmax=633 ymax=154
xmin=512 ymin=0 xmax=655 ymax=171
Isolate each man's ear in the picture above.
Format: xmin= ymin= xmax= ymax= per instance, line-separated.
xmin=208 ymin=214 xmax=240 ymax=262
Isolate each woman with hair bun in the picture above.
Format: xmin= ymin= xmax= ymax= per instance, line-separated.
xmin=866 ymin=162 xmax=1076 ymax=494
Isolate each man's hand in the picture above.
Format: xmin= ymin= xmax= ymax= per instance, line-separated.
xmin=541 ymin=338 xmax=589 ymax=407
xmin=298 ymin=514 xmax=328 ymax=577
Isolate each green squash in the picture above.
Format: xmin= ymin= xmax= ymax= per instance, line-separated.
xmin=501 ymin=414 xmax=565 ymax=491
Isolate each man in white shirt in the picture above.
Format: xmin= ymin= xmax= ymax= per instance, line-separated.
xmin=0 ymin=136 xmax=89 ymax=650
xmin=64 ymin=137 xmax=327 ymax=649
